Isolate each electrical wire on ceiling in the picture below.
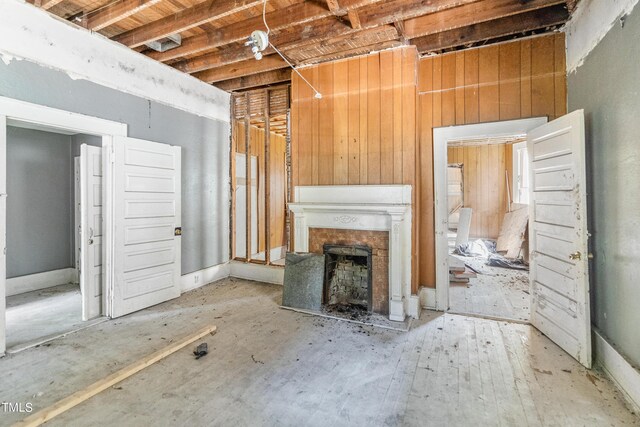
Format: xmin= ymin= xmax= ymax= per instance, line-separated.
xmin=245 ymin=0 xmax=322 ymax=99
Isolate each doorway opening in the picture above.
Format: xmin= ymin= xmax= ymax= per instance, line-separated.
xmin=4 ymin=125 xmax=105 ymax=352
xmin=432 ymin=117 xmax=548 ymax=320
xmin=446 ymin=135 xmax=530 ymax=322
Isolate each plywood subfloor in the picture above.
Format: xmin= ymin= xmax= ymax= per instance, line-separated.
xmin=0 ymin=279 xmax=637 ymax=426
xmin=5 ymin=283 xmax=86 ymax=351
xmin=449 ymin=254 xmax=531 ymax=322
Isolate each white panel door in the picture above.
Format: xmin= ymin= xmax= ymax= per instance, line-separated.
xmin=0 ymin=115 xmax=6 ymax=355
xmin=80 ymin=145 xmax=103 ymax=320
xmin=107 ymin=136 xmax=181 ymax=318
xmin=527 ymin=110 xmax=591 ymax=368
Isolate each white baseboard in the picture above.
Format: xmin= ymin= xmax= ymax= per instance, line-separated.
xmin=419 ymin=286 xmax=437 ymax=310
xmin=180 ymin=262 xmax=231 ymax=293
xmin=229 ymin=261 xmax=284 ymax=285
xmin=593 ymin=328 xmax=640 ymax=412
xmin=6 ymin=268 xmax=77 ymax=297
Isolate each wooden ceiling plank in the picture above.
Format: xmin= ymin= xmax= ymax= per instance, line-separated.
xmin=37 ymin=0 xmax=65 ymax=10
xmin=194 ymin=54 xmax=288 ymax=83
xmin=174 ymin=43 xmax=276 ymax=73
xmin=347 ymin=10 xmax=362 ymax=29
xmin=411 ymin=5 xmax=569 ymax=53
xmin=146 ymin=1 xmax=332 ymax=62
xmin=215 ymin=68 xmax=292 ymax=91
xmin=113 ymin=0 xmax=263 ymax=48
xmin=296 ymin=39 xmax=402 ymax=65
xmin=177 ymin=20 xmax=390 ymax=74
xmin=148 ymin=0 xmax=385 ymax=62
xmin=403 ymin=0 xmax=566 ymax=39
xmin=85 ymin=0 xmax=163 ymax=31
xmin=326 ymin=0 xmax=343 ymax=14
xmin=357 ymin=0 xmax=481 ymax=27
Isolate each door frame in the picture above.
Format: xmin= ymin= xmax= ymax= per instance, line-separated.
xmin=0 ymin=96 xmax=127 ymax=355
xmin=432 ymin=117 xmax=547 ymax=312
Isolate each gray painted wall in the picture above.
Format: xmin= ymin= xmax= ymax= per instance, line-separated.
xmin=568 ymin=4 xmax=640 ymax=366
xmin=6 ymin=127 xmax=74 ymax=278
xmin=0 ymin=59 xmax=230 ymax=276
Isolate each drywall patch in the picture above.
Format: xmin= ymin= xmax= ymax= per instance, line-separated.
xmin=0 ymin=0 xmax=229 ymax=122
xmin=565 ymin=0 xmax=640 ymax=73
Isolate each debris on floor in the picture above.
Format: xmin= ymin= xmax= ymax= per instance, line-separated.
xmin=486 ymin=254 xmax=529 ymax=271
xmin=193 ymin=342 xmax=208 ymax=359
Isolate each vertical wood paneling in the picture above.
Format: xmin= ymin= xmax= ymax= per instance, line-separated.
xmin=298 ymin=68 xmax=313 ymax=186
xmin=554 ymin=32 xmax=567 ymax=118
xmin=392 ymin=48 xmax=403 ymax=184
xmin=520 ymin=39 xmax=532 ymax=117
xmin=455 ymin=52 xmax=465 ymax=125
xmin=479 ymin=45 xmax=500 ymax=122
xmin=417 ymin=33 xmax=566 ymax=287
xmin=531 ymin=35 xmax=556 ymax=119
xmin=418 ymin=58 xmax=434 ymax=293
xmin=380 ymin=50 xmax=395 ymax=184
xmin=311 ymin=67 xmax=320 ymax=185
xmin=499 ymin=42 xmax=521 ymax=120
xmin=348 ymin=58 xmax=360 ymax=184
xmin=447 ymin=143 xmax=507 ymax=239
xmin=464 ymin=49 xmax=479 ymax=124
xmin=441 ymin=53 xmax=456 ymax=126
xmin=333 ymin=60 xmax=349 ymax=185
xmin=290 ymin=35 xmax=566 ymax=292
xmin=359 ymin=57 xmax=368 ymax=184
xmin=291 ymin=46 xmax=419 ymax=290
xmin=367 ymin=54 xmax=381 ymax=184
xmin=318 ymin=62 xmax=334 ymax=185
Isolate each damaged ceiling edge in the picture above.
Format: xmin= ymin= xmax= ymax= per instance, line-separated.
xmin=564 ymin=0 xmax=640 ymax=73
xmin=0 ymin=0 xmax=230 ymax=123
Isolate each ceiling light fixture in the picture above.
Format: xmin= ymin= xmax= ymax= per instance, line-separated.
xmin=245 ymin=0 xmax=322 ymax=99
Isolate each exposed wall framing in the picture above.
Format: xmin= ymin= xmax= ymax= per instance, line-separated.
xmin=231 ymin=86 xmax=291 ymax=266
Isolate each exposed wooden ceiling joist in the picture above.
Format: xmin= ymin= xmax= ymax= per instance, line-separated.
xmin=403 ymin=0 xmax=566 ymax=39
xmin=194 ymin=54 xmax=288 ymax=83
xmin=34 ymin=0 xmax=577 ymax=92
xmin=114 ymin=0 xmax=263 ymax=48
xmin=411 ymin=4 xmax=569 ymax=53
xmin=83 ymin=0 xmax=162 ymax=31
xmin=146 ymin=1 xmax=332 ymax=62
xmin=33 ymin=0 xmax=65 ymax=11
xmin=215 ymin=69 xmax=292 ymax=92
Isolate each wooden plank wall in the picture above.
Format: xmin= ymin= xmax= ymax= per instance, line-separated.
xmin=290 ymin=33 xmax=566 ymax=293
xmin=290 ymin=46 xmax=420 ymax=292
xmin=234 ymin=121 xmax=287 ymax=255
xmin=448 ymin=144 xmax=507 ymax=239
xmin=419 ymin=33 xmax=566 ymax=287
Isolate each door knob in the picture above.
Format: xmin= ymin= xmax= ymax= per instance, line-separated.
xmin=569 ymin=251 xmax=582 ymax=261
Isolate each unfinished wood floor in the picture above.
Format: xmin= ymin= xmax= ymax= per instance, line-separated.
xmin=0 ymin=278 xmax=637 ymax=426
xmin=449 ymin=254 xmax=531 ymax=322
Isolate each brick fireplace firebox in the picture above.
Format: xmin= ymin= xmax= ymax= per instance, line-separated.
xmin=309 ymin=228 xmax=389 ymax=314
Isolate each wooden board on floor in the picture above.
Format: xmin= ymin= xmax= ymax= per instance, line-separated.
xmin=449 ymin=255 xmax=466 ymax=273
xmin=496 ymin=207 xmax=528 ymax=258
xmin=15 ymin=325 xmax=217 ymax=427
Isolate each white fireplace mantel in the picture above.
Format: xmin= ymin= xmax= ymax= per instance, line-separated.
xmin=289 ymin=185 xmax=419 ymax=321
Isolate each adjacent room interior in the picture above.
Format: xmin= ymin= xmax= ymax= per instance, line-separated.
xmin=1 ymin=0 xmax=640 ymax=425
xmin=446 ymin=134 xmax=531 ymax=322
xmin=4 ymin=125 xmax=104 ymax=351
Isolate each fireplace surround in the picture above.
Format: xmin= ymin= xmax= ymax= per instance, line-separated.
xmin=289 ymin=185 xmax=418 ymax=321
